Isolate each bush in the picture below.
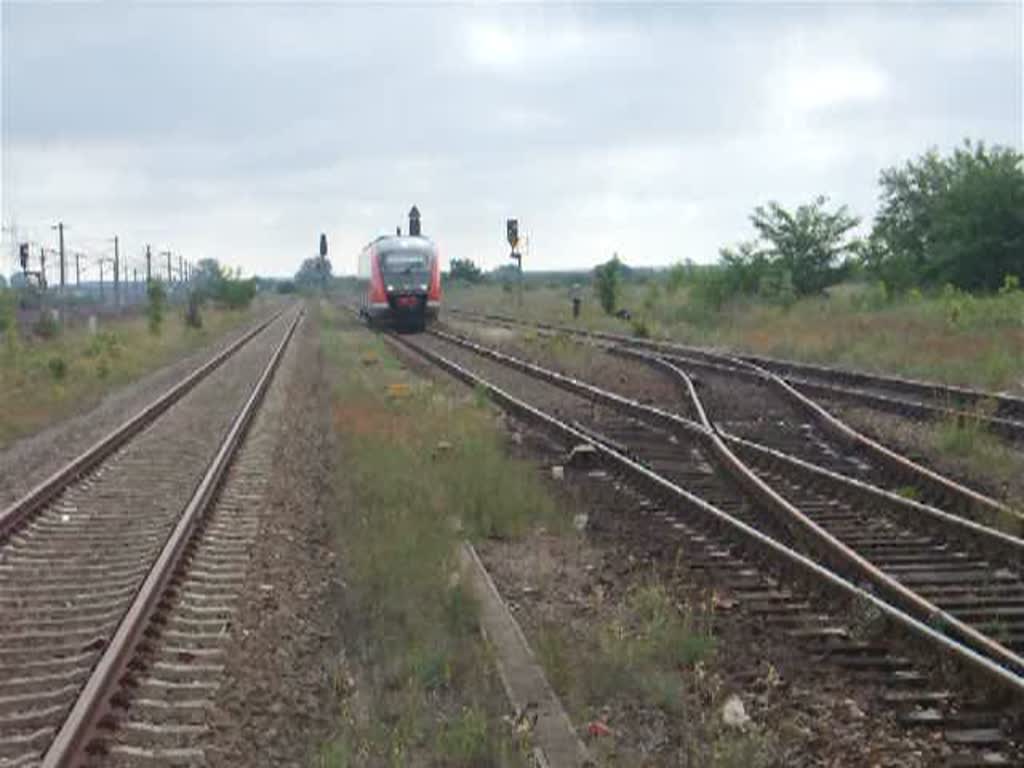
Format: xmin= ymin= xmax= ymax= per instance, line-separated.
xmin=218 ymin=278 xmax=256 ymax=309
xmin=0 ymin=288 xmax=15 ymax=338
xmin=48 ymin=356 xmax=67 ymax=381
xmin=185 ymin=291 xmax=203 ymax=329
xmin=147 ymin=280 xmax=166 ymax=335
xmin=870 ymin=140 xmax=1024 ymax=293
xmin=594 ymin=254 xmax=622 ymax=315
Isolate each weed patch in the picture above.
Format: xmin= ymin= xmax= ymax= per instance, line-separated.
xmin=0 ymin=301 xmax=264 ymax=448
xmin=317 ymin=304 xmax=565 ymax=765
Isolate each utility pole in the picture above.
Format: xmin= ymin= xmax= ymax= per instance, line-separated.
xmin=145 ymin=245 xmax=152 ymax=283
xmin=164 ymin=251 xmax=172 ymax=283
xmin=98 ymin=258 xmax=106 ymax=303
xmin=178 ymin=254 xmax=184 ymax=283
xmin=113 ymin=236 xmax=121 ymax=308
xmin=39 ymin=247 xmax=47 ymax=290
xmin=75 ymin=252 xmax=81 ymax=287
xmin=51 ymin=222 xmax=67 ymax=294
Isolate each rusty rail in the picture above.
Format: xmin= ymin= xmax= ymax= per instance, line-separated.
xmin=390 ymin=330 xmax=1024 ymax=696
xmin=445 ymin=307 xmax=1024 ymax=440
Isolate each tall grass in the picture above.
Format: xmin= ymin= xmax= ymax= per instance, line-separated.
xmin=448 ymin=281 xmax=1024 ymax=392
xmin=0 ymin=301 xmax=264 ymax=447
xmin=318 ymin=305 xmax=565 ymax=766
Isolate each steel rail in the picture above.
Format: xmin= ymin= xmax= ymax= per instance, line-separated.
xmin=625 ymin=340 xmax=1022 ymax=527
xmin=445 ymin=307 xmax=1024 ymax=440
xmin=434 ymin=328 xmax=1022 ymax=562
xmin=389 ymin=330 xmax=1024 ymax=696
xmin=647 ymin=352 xmax=1024 ymax=680
xmin=0 ymin=306 xmax=290 ymax=543
xmin=40 ymin=307 xmax=304 ymax=767
xmin=735 ymin=354 xmax=1023 ymax=524
xmin=423 ymin=327 xmax=1024 ymax=681
xmin=445 ymin=309 xmax=1022 ymax=525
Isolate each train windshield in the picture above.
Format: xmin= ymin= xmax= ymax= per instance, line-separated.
xmin=381 ymin=251 xmax=431 ymax=275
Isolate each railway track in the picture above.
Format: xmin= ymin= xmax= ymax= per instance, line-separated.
xmin=386 ymin=326 xmax=1023 ymax=765
xmin=447 ymin=308 xmax=1024 ymax=443
xmin=0 ymin=306 xmax=302 ymax=767
xmin=445 ymin=309 xmax=1022 ymax=536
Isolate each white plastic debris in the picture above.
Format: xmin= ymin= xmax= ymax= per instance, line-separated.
xmin=843 ymin=698 xmax=866 ymax=720
xmin=60 ymin=514 xmax=70 ymax=523
xmin=721 ymin=695 xmax=751 ymax=730
xmin=573 ymin=513 xmax=589 ymax=531
xmin=551 ymin=465 xmax=565 ymax=480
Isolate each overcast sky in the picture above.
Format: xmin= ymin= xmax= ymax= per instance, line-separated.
xmin=2 ymin=2 xmax=1021 ymax=279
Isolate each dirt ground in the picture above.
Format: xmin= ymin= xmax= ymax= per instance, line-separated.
xmin=478 ymin=424 xmax=954 ymax=767
xmin=206 ymin=312 xmax=346 ymax=767
xmin=165 ymin=312 xmax=1015 ymax=766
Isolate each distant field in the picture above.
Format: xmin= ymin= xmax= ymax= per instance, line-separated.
xmin=0 ymin=299 xmax=268 ymax=448
xmin=447 ymin=281 xmax=1024 ymax=395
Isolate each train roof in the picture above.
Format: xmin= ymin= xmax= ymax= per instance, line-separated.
xmin=365 ymin=234 xmax=436 ymax=254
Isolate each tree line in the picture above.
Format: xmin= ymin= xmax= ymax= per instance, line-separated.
xmin=662 ymin=140 xmax=1023 ymax=312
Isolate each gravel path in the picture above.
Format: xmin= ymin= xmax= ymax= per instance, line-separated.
xmin=0 ymin=310 xmax=295 ymax=766
xmin=205 ymin=312 xmax=345 ymax=767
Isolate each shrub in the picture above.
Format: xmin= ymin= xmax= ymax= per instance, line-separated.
xmin=0 ymin=288 xmax=15 ymax=338
xmin=185 ymin=291 xmax=203 ymax=329
xmin=147 ymin=280 xmax=166 ymax=334
xmin=594 ymin=254 xmax=622 ymax=315
xmin=48 ymin=356 xmax=67 ymax=381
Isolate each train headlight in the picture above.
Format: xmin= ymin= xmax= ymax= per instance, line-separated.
xmin=386 ymin=284 xmax=394 ymax=292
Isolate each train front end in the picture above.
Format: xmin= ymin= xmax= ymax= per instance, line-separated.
xmin=360 ymin=236 xmax=441 ymax=331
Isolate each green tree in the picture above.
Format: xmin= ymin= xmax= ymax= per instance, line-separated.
xmin=749 ymin=196 xmax=860 ymax=296
xmin=193 ymin=258 xmax=257 ymax=308
xmin=449 ymin=258 xmax=483 ymax=283
xmin=594 ymin=254 xmax=622 ymax=315
xmin=870 ymin=140 xmax=1024 ymax=292
xmin=718 ymin=240 xmax=773 ymax=296
xmin=295 ymin=256 xmax=332 ymax=291
xmin=147 ymin=279 xmax=166 ymax=335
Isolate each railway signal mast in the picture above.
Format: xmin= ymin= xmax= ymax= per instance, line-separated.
xmin=507 ymin=218 xmax=522 ymax=308
xmin=318 ymin=233 xmax=329 ymax=293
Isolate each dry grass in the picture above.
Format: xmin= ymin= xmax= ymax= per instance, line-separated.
xmin=0 ymin=301 xmax=267 ymax=447
xmin=448 ymin=282 xmax=1024 ymax=394
xmin=534 ymin=580 xmax=777 ymax=767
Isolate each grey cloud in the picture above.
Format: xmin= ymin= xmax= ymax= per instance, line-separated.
xmin=2 ymin=2 xmax=1020 ymax=277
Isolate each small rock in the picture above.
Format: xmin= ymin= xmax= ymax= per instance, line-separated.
xmin=60 ymin=514 xmax=70 ymax=523
xmin=843 ymin=698 xmax=866 ymax=720
xmin=721 ymin=694 xmax=751 ymax=730
xmin=573 ymin=513 xmax=589 ymax=531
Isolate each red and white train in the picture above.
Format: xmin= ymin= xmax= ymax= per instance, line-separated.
xmin=357 ymin=207 xmax=441 ymax=331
